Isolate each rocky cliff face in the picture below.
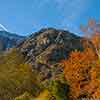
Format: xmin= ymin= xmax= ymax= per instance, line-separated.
xmin=18 ymin=28 xmax=83 ymax=83
xmin=18 ymin=28 xmax=83 ymax=64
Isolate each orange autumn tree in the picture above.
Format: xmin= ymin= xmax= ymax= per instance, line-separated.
xmin=62 ymin=48 xmax=100 ymax=99
xmin=80 ymin=18 xmax=100 ymax=59
xmin=61 ymin=19 xmax=100 ymax=99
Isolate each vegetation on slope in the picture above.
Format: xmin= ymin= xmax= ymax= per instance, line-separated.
xmin=0 ymin=48 xmax=40 ymax=100
xmin=0 ymin=19 xmax=100 ymax=100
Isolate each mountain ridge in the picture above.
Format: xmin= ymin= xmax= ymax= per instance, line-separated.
xmin=0 ymin=31 xmax=25 ymax=51
xmin=17 ymin=28 xmax=83 ymax=84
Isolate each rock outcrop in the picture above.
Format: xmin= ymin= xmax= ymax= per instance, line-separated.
xmin=18 ymin=28 xmax=82 ymax=64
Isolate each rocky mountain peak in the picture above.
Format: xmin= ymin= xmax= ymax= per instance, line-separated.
xmin=18 ymin=28 xmax=83 ymax=65
xmin=17 ymin=28 xmax=84 ymax=84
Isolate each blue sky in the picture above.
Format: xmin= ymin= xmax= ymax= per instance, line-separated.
xmin=0 ymin=0 xmax=100 ymax=36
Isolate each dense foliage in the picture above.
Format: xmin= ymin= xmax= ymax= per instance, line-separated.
xmin=61 ymin=19 xmax=100 ymax=99
xmin=62 ymin=48 xmax=100 ymax=99
xmin=48 ymin=80 xmax=69 ymax=100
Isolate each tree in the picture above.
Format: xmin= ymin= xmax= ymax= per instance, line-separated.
xmin=48 ymin=80 xmax=69 ymax=100
xmin=80 ymin=18 xmax=100 ymax=59
xmin=61 ymin=48 xmax=100 ymax=99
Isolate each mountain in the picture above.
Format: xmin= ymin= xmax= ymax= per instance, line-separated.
xmin=18 ymin=28 xmax=83 ymax=63
xmin=0 ymin=31 xmax=25 ymax=51
xmin=0 ymin=28 xmax=99 ymax=100
xmin=18 ymin=28 xmax=83 ymax=83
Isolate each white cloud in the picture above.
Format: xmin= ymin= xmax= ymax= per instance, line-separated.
xmin=0 ymin=24 xmax=8 ymax=31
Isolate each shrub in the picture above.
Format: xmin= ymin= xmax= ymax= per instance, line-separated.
xmin=48 ymin=80 xmax=69 ymax=100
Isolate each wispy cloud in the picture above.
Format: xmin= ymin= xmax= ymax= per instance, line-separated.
xmin=54 ymin=0 xmax=87 ymax=21
xmin=54 ymin=0 xmax=89 ymax=33
xmin=0 ymin=24 xmax=8 ymax=31
xmin=32 ymin=0 xmax=50 ymax=9
xmin=34 ymin=0 xmax=88 ymax=22
xmin=32 ymin=0 xmax=89 ymax=33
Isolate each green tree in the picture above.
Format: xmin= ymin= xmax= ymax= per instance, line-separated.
xmin=48 ymin=80 xmax=69 ymax=100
